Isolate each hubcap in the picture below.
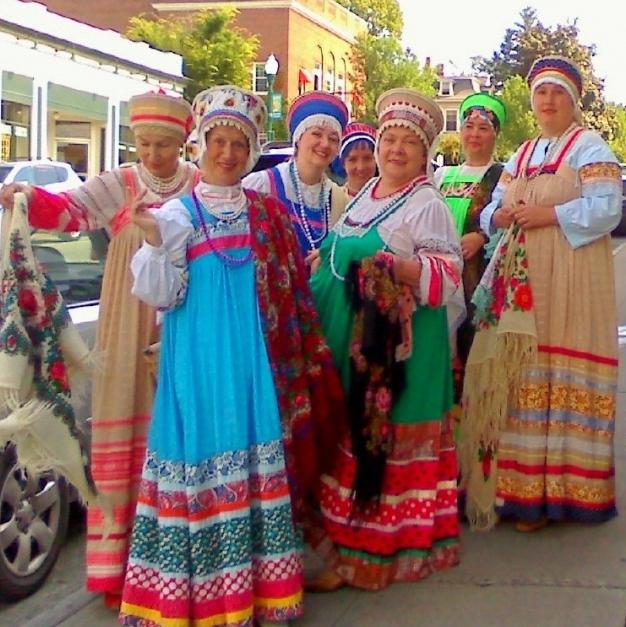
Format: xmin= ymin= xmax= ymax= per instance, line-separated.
xmin=0 ymin=464 xmax=61 ymax=577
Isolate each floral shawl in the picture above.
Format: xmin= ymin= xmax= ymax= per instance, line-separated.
xmin=345 ymin=253 xmax=415 ymax=505
xmin=0 ymin=194 xmax=96 ymax=502
xmin=247 ymin=190 xmax=345 ymax=520
xmin=460 ymin=222 xmax=537 ymax=530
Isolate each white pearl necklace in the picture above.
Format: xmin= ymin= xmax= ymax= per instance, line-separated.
xmin=139 ymin=162 xmax=187 ymax=196
xmin=289 ymin=160 xmax=330 ymax=251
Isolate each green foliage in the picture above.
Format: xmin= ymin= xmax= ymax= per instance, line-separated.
xmin=472 ymin=6 xmax=616 ymax=139
xmin=607 ymin=104 xmax=626 ymax=162
xmin=127 ymin=9 xmax=259 ymax=101
xmin=437 ymin=133 xmax=461 ymax=165
xmin=351 ymin=34 xmax=436 ymax=123
xmin=335 ymin=0 xmax=403 ymax=37
xmin=496 ymin=75 xmax=538 ymax=160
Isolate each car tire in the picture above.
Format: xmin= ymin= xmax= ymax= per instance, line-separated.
xmin=0 ymin=449 xmax=70 ymax=602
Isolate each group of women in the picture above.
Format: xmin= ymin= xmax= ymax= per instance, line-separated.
xmin=0 ymin=54 xmax=621 ymax=626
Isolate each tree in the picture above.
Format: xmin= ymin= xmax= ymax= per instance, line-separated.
xmin=127 ymin=9 xmax=258 ymax=101
xmin=335 ymin=0 xmax=403 ymax=37
xmin=472 ymin=7 xmax=615 ymax=138
xmin=437 ymin=133 xmax=461 ymax=165
xmin=608 ymin=105 xmax=626 ymax=162
xmin=350 ymin=34 xmax=436 ymax=122
xmin=496 ymin=75 xmax=538 ymax=160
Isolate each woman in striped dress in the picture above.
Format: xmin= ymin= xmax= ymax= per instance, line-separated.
xmin=0 ymin=90 xmax=199 ymax=607
xmin=462 ymin=56 xmax=622 ymax=531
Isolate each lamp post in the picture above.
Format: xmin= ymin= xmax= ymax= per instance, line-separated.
xmin=264 ymin=53 xmax=279 ymax=142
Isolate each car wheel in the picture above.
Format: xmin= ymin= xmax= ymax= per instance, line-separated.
xmin=0 ymin=451 xmax=69 ymax=601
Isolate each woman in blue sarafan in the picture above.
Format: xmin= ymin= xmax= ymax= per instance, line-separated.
xmin=244 ymin=91 xmax=349 ymax=261
xmin=119 ymin=85 xmax=344 ymax=627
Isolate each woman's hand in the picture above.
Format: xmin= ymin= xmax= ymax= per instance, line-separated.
xmin=0 ymin=183 xmax=33 ymax=209
xmin=130 ymin=189 xmax=162 ymax=247
xmin=492 ymin=206 xmax=515 ymax=229
xmin=460 ymin=232 xmax=486 ymax=261
xmin=511 ymin=203 xmax=558 ymax=230
xmin=305 ymin=249 xmax=321 ymax=274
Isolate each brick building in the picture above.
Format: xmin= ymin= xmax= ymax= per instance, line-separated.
xmin=32 ymin=0 xmax=367 ymax=108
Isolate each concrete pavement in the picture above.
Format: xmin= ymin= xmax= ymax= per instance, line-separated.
xmin=3 ymin=243 xmax=626 ymax=627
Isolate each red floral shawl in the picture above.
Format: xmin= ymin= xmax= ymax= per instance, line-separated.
xmin=246 ymin=189 xmax=345 ymax=519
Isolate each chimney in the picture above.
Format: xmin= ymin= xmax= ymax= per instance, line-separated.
xmin=436 ymin=63 xmax=444 ymax=76
xmin=425 ymin=56 xmax=431 ymax=68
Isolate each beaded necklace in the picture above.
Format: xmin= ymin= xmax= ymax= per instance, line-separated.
xmin=191 ymin=191 xmax=253 ymax=268
xmin=288 ymin=160 xmax=331 ymax=251
xmin=523 ymin=122 xmax=578 ymax=180
xmin=330 ymin=175 xmax=430 ymax=281
xmin=139 ymin=162 xmax=187 ymax=196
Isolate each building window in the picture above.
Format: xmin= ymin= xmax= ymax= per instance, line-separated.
xmin=336 ymin=73 xmax=345 ymax=99
xmin=252 ymin=63 xmax=268 ymax=94
xmin=313 ymin=62 xmax=322 ymax=91
xmin=439 ymin=80 xmax=453 ymax=96
xmin=119 ymin=125 xmax=136 ymax=165
xmin=1 ymin=101 xmax=31 ymax=161
xmin=445 ymin=109 xmax=458 ymax=132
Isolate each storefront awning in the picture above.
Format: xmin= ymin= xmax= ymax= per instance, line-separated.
xmin=298 ymin=69 xmax=314 ymax=85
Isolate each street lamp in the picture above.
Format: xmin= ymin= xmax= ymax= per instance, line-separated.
xmin=264 ymin=53 xmax=279 ymax=142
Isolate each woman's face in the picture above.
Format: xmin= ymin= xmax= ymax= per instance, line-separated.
xmin=460 ymin=116 xmax=496 ymax=164
xmin=532 ymin=83 xmax=576 ymax=134
xmin=378 ymin=127 xmax=427 ymax=186
xmin=296 ymin=125 xmax=340 ymax=171
xmin=202 ymin=125 xmax=250 ymax=186
xmin=343 ymin=143 xmax=377 ymax=193
xmin=135 ymin=132 xmax=182 ymax=178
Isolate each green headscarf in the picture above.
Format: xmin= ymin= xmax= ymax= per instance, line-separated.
xmin=459 ymin=93 xmax=507 ymax=132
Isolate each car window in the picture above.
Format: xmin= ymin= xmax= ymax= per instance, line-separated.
xmin=32 ymin=229 xmax=109 ymax=306
xmin=54 ymin=165 xmax=69 ymax=183
xmin=34 ymin=165 xmax=60 ymax=186
xmin=13 ymin=166 xmax=35 ymax=183
xmin=0 ymin=165 xmax=12 ymax=183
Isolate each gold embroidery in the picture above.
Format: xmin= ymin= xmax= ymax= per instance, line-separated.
xmin=579 ymin=162 xmax=621 ymax=184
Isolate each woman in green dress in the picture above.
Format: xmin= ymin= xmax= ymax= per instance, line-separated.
xmin=434 ymin=93 xmax=506 ymax=401
xmin=307 ymin=89 xmax=464 ymax=591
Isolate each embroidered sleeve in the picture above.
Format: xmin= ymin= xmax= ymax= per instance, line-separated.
xmin=402 ymin=194 xmax=465 ymax=328
xmin=555 ymin=132 xmax=622 ymax=248
xmin=130 ymin=200 xmax=194 ymax=310
xmin=28 ymin=170 xmax=126 ymax=232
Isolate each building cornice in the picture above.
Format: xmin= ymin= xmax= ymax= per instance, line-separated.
xmin=152 ymin=1 xmax=367 ymax=44
xmin=0 ymin=19 xmax=185 ymax=86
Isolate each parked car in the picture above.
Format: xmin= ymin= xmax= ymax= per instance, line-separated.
xmin=252 ymin=141 xmax=293 ymax=173
xmin=0 ymin=160 xmax=82 ymax=198
xmin=0 ymin=219 xmax=105 ymax=602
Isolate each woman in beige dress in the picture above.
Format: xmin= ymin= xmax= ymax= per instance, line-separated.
xmin=0 ymin=90 xmax=200 ymax=607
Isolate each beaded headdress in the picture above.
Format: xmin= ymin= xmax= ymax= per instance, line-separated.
xmin=340 ymin=122 xmax=376 ymax=161
xmin=527 ymin=55 xmax=583 ymax=104
xmin=459 ymin=93 xmax=507 ymax=132
xmin=375 ymin=88 xmax=444 ymax=152
xmin=287 ymin=91 xmax=349 ymax=146
xmin=192 ymin=85 xmax=267 ymax=174
xmin=129 ymin=90 xmax=193 ymax=143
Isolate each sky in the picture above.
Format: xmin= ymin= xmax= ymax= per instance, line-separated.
xmin=398 ymin=0 xmax=626 ymax=104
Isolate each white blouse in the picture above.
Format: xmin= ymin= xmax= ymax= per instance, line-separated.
xmin=131 ymin=181 xmax=246 ymax=310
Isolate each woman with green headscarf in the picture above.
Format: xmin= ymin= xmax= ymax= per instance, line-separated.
xmin=434 ymin=93 xmax=506 ymax=401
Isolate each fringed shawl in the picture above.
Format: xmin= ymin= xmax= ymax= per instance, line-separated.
xmin=247 ymin=190 xmax=345 ymax=520
xmin=0 ymin=193 xmax=96 ymax=503
xmin=460 ymin=223 xmax=537 ymax=530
